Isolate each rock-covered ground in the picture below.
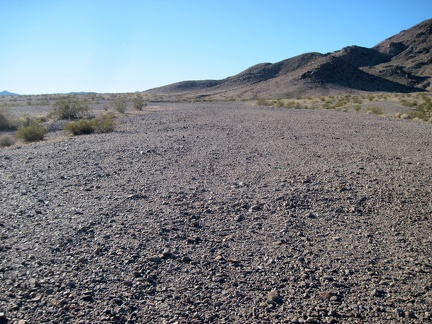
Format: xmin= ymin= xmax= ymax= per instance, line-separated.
xmin=1 ymin=102 xmax=431 ymax=323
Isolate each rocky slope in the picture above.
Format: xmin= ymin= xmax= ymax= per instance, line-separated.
xmin=145 ymin=19 xmax=432 ymax=98
xmin=1 ymin=102 xmax=432 ymax=323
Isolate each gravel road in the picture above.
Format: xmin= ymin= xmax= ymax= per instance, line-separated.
xmin=1 ymin=102 xmax=431 ymax=323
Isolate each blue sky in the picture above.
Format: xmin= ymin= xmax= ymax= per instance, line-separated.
xmin=1 ymin=1 xmax=431 ymax=95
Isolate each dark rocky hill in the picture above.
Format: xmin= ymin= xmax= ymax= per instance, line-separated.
xmin=146 ymin=19 xmax=432 ymax=98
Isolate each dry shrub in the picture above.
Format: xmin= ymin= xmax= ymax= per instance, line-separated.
xmin=0 ymin=135 xmax=15 ymax=147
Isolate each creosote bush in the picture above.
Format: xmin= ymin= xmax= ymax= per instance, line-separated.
xmin=133 ymin=94 xmax=146 ymax=111
xmin=52 ymin=96 xmax=90 ymax=119
xmin=16 ymin=116 xmax=48 ymax=142
xmin=65 ymin=119 xmax=95 ymax=135
xmin=93 ymin=112 xmax=116 ymax=133
xmin=65 ymin=112 xmax=116 ymax=135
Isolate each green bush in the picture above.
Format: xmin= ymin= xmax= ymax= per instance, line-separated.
xmin=65 ymin=112 xmax=116 ymax=136
xmin=52 ymin=96 xmax=90 ymax=119
xmin=65 ymin=119 xmax=95 ymax=135
xmin=93 ymin=112 xmax=116 ymax=133
xmin=0 ymin=135 xmax=15 ymax=147
xmin=16 ymin=117 xmax=48 ymax=142
xmin=133 ymin=94 xmax=146 ymax=111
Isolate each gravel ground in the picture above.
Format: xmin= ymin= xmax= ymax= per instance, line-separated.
xmin=1 ymin=102 xmax=431 ymax=323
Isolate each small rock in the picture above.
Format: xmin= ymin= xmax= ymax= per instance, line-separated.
xmin=235 ymin=215 xmax=245 ymax=222
xmin=29 ymin=278 xmax=40 ymax=288
xmin=306 ymin=211 xmax=317 ymax=218
xmin=395 ymin=308 xmax=405 ymax=317
xmin=181 ymin=256 xmax=191 ymax=263
xmin=371 ymin=288 xmax=385 ymax=297
xmin=148 ymin=255 xmax=162 ymax=263
xmin=66 ymin=280 xmax=76 ymax=288
xmin=133 ymin=271 xmax=142 ymax=278
xmin=267 ymin=290 xmax=282 ymax=304
xmin=249 ymin=204 xmax=262 ymax=212
xmin=81 ymin=295 xmax=94 ymax=302
xmin=31 ymin=294 xmax=42 ymax=302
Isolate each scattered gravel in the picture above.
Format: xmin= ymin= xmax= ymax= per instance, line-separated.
xmin=1 ymin=102 xmax=431 ymax=323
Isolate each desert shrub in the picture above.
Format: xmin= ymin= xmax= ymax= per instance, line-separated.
xmin=352 ymin=96 xmax=363 ymax=104
xmin=353 ymin=105 xmax=361 ymax=112
xmin=0 ymin=108 xmax=15 ymax=131
xmin=52 ymin=96 xmax=90 ymax=119
xmin=400 ymin=99 xmax=417 ymax=107
xmin=16 ymin=117 xmax=48 ymax=142
xmin=111 ymin=98 xmax=128 ymax=113
xmin=65 ymin=119 xmax=95 ymax=135
xmin=65 ymin=112 xmax=116 ymax=136
xmin=256 ymin=98 xmax=270 ymax=106
xmin=367 ymin=107 xmax=383 ymax=115
xmin=284 ymin=101 xmax=302 ymax=109
xmin=19 ymin=113 xmax=34 ymax=127
xmin=93 ymin=112 xmax=115 ymax=133
xmin=275 ymin=100 xmax=285 ymax=108
xmin=133 ymin=94 xmax=146 ymax=111
xmin=0 ymin=135 xmax=15 ymax=147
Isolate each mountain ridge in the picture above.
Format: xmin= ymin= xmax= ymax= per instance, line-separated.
xmin=0 ymin=91 xmax=20 ymax=96
xmin=146 ymin=19 xmax=432 ymax=98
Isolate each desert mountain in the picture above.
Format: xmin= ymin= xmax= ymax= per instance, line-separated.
xmin=0 ymin=91 xmax=20 ymax=96
xmin=146 ymin=19 xmax=432 ymax=98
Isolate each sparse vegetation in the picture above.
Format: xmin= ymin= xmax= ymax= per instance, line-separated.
xmin=16 ymin=116 xmax=48 ymax=142
xmin=133 ymin=94 xmax=146 ymax=111
xmin=52 ymin=96 xmax=90 ymax=119
xmin=111 ymin=97 xmax=128 ymax=113
xmin=0 ymin=108 xmax=16 ymax=131
xmin=256 ymin=98 xmax=270 ymax=106
xmin=0 ymin=135 xmax=15 ymax=147
xmin=93 ymin=112 xmax=116 ymax=133
xmin=367 ymin=107 xmax=384 ymax=115
xmin=65 ymin=112 xmax=116 ymax=136
xmin=65 ymin=119 xmax=95 ymax=135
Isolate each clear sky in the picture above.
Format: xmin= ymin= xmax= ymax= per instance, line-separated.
xmin=1 ymin=1 xmax=431 ymax=95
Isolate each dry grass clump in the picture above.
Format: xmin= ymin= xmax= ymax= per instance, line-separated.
xmin=0 ymin=107 xmax=16 ymax=131
xmin=111 ymin=97 xmax=128 ymax=113
xmin=366 ymin=107 xmax=384 ymax=115
xmin=0 ymin=135 xmax=15 ymax=147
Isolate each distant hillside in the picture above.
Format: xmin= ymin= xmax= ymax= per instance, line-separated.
xmin=0 ymin=91 xmax=20 ymax=96
xmin=146 ymin=19 xmax=432 ymax=99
